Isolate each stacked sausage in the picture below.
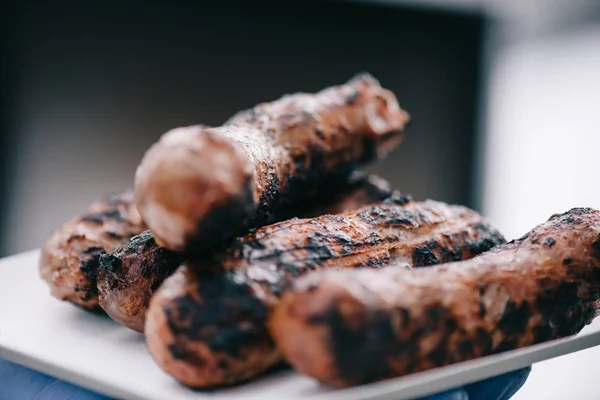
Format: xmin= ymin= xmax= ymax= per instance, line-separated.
xmin=39 ymin=74 xmax=600 ymax=390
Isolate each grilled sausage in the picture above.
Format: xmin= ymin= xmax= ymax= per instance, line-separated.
xmin=97 ymin=173 xmax=393 ymax=332
xmin=39 ymin=191 xmax=146 ymax=310
xmin=97 ymin=231 xmax=182 ymax=332
xmin=144 ymin=198 xmax=505 ymax=387
xmin=134 ymin=73 xmax=409 ymax=255
xmin=270 ymin=207 xmax=600 ymax=388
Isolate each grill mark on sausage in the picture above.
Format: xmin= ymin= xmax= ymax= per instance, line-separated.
xmin=81 ymin=209 xmax=125 ymax=224
xmin=592 ymin=234 xmax=600 ymax=259
xmin=412 ymin=241 xmax=440 ymax=267
xmin=97 ymin=230 xmax=183 ymax=332
xmin=39 ymin=190 xmax=146 ymax=310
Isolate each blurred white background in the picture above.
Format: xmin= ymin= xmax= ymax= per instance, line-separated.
xmin=481 ymin=0 xmax=600 ymax=240
xmin=480 ymin=1 xmax=600 ymax=399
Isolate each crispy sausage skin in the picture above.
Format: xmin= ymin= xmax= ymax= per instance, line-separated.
xmin=134 ymin=74 xmax=410 ymax=254
xmin=97 ymin=231 xmax=183 ymax=332
xmin=144 ymin=198 xmax=505 ymax=387
xmin=39 ymin=191 xmax=146 ymax=310
xmin=96 ymin=173 xmax=393 ymax=332
xmin=270 ymin=207 xmax=600 ymax=388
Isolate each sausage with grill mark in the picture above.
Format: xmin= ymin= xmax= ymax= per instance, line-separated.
xmin=39 ymin=191 xmax=146 ymax=310
xmin=270 ymin=207 xmax=600 ymax=387
xmin=134 ymin=74 xmax=409 ymax=255
xmin=144 ymin=198 xmax=505 ymax=387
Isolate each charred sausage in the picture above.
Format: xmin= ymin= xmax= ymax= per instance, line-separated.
xmin=144 ymin=198 xmax=505 ymax=387
xmin=39 ymin=191 xmax=146 ymax=310
xmin=97 ymin=231 xmax=182 ymax=332
xmin=134 ymin=74 xmax=409 ymax=254
xmin=97 ymin=173 xmax=393 ymax=332
xmin=270 ymin=207 xmax=600 ymax=387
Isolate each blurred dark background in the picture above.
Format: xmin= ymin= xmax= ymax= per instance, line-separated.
xmin=1 ymin=0 xmax=485 ymax=256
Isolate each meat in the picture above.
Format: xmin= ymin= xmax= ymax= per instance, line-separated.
xmin=270 ymin=207 xmax=600 ymax=388
xmin=285 ymin=172 xmax=392 ymax=219
xmin=144 ymin=198 xmax=505 ymax=387
xmin=96 ymin=173 xmax=393 ymax=333
xmin=97 ymin=231 xmax=182 ymax=332
xmin=39 ymin=191 xmax=146 ymax=310
xmin=134 ymin=73 xmax=410 ymax=254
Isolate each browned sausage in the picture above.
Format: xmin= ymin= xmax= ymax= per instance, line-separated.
xmin=97 ymin=231 xmax=183 ymax=332
xmin=270 ymin=207 xmax=600 ymax=388
xmin=134 ymin=74 xmax=409 ymax=255
xmin=144 ymin=198 xmax=505 ymax=387
xmin=39 ymin=191 xmax=146 ymax=310
xmin=96 ymin=173 xmax=393 ymax=332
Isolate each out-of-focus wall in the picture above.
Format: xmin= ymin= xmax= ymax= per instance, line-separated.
xmin=480 ymin=1 xmax=600 ymax=238
xmin=481 ymin=3 xmax=600 ymax=399
xmin=482 ymin=25 xmax=600 ymax=240
xmin=1 ymin=1 xmax=484 ymax=256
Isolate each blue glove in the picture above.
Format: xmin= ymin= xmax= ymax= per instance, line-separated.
xmin=0 ymin=358 xmax=530 ymax=400
xmin=421 ymin=366 xmax=531 ymax=400
xmin=0 ymin=360 xmax=109 ymax=400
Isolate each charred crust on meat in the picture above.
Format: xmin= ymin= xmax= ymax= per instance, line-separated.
xmin=494 ymin=338 xmax=519 ymax=353
xmin=323 ymin=307 xmax=396 ymax=384
xmin=366 ymin=254 xmax=386 ymax=267
xmin=255 ymin=171 xmax=280 ymax=226
xmin=81 ymin=209 xmax=125 ymax=224
xmin=139 ymin=259 xmax=153 ymax=278
xmin=458 ymin=340 xmax=474 ymax=355
xmin=563 ymin=257 xmax=573 ymax=265
xmin=469 ymin=222 xmax=506 ymax=253
xmin=549 ymin=207 xmax=594 ymax=225
xmin=168 ymin=342 xmax=193 ymax=362
xmin=384 ymin=193 xmax=412 ymax=206
xmin=383 ymin=210 xmax=416 ymax=226
xmin=80 ymin=213 xmax=105 ymax=224
xmin=592 ymin=234 xmax=600 ymax=260
xmin=358 ymin=207 xmax=411 ymax=226
xmin=104 ymin=231 xmax=123 ymax=240
xmin=478 ymin=284 xmax=486 ymax=296
xmin=532 ymin=324 xmax=555 ymax=342
xmin=305 ymin=232 xmax=337 ymax=259
xmin=184 ymin=179 xmax=255 ymax=255
xmin=412 ymin=241 xmax=440 ymax=267
xmin=439 ymin=242 xmax=463 ymax=263
xmin=99 ymin=253 xmax=121 ymax=273
xmin=315 ymin=128 xmax=327 ymax=142
xmin=167 ymin=339 xmax=206 ymax=366
xmin=473 ymin=327 xmax=493 ymax=355
xmin=498 ymin=300 xmax=530 ymax=335
xmin=79 ymin=247 xmax=105 ymax=286
xmin=543 ymin=237 xmax=556 ymax=247
xmin=80 ymin=290 xmax=95 ymax=302
xmin=535 ymin=281 xmax=583 ymax=337
xmin=478 ymin=302 xmax=486 ymax=318
xmin=164 ymin=275 xmax=270 ymax=359
xmin=427 ymin=334 xmax=450 ymax=366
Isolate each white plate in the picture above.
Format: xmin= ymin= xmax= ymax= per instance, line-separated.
xmin=1 ymin=250 xmax=600 ymax=400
